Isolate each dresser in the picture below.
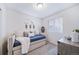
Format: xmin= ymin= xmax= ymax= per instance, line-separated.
xmin=58 ymin=38 xmax=79 ymax=55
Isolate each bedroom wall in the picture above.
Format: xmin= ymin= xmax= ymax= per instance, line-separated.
xmin=5 ymin=9 xmax=42 ymax=36
xmin=43 ymin=4 xmax=79 ymax=45
xmin=0 ymin=8 xmax=42 ymax=54
xmin=0 ymin=9 xmax=2 ymax=55
xmin=0 ymin=4 xmax=6 ymax=54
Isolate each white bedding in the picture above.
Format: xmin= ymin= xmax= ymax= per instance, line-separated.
xmin=16 ymin=37 xmax=30 ymax=54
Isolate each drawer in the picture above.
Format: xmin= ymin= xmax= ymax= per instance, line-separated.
xmin=58 ymin=39 xmax=79 ymax=55
xmin=71 ymin=46 xmax=79 ymax=55
xmin=58 ymin=41 xmax=72 ymax=55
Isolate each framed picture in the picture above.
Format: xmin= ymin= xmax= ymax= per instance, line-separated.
xmin=29 ymin=25 xmax=31 ymax=28
xmin=33 ymin=25 xmax=35 ymax=29
xmin=25 ymin=24 xmax=28 ymax=29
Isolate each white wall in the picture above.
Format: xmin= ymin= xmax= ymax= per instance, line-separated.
xmin=0 ymin=10 xmax=2 ymax=55
xmin=0 ymin=4 xmax=7 ymax=54
xmin=43 ymin=4 xmax=79 ymax=45
xmin=5 ymin=9 xmax=41 ymax=36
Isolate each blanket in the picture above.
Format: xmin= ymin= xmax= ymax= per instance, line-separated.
xmin=16 ymin=37 xmax=30 ymax=54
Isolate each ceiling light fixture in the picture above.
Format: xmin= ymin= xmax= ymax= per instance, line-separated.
xmin=33 ymin=3 xmax=46 ymax=10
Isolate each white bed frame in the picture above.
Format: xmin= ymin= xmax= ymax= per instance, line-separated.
xmin=8 ymin=37 xmax=47 ymax=55
xmin=28 ymin=39 xmax=47 ymax=52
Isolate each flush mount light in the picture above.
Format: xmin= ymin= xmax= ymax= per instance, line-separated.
xmin=33 ymin=3 xmax=46 ymax=10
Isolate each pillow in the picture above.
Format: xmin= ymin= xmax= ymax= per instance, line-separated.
xmin=23 ymin=31 xmax=28 ymax=37
xmin=28 ymin=32 xmax=34 ymax=37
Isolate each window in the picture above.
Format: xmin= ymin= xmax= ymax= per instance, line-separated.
xmin=48 ymin=18 xmax=63 ymax=33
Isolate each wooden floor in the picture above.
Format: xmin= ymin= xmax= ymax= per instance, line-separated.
xmin=27 ymin=43 xmax=57 ymax=55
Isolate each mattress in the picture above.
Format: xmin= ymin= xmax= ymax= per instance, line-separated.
xmin=13 ymin=34 xmax=46 ymax=47
xmin=30 ymin=34 xmax=46 ymax=42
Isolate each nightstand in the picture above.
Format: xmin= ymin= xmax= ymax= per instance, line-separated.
xmin=58 ymin=38 xmax=79 ymax=55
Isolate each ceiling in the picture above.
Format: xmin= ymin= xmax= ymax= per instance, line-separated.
xmin=4 ymin=3 xmax=78 ymax=18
